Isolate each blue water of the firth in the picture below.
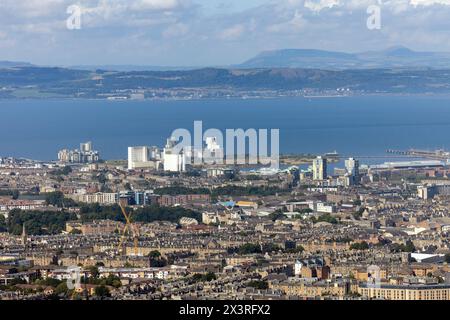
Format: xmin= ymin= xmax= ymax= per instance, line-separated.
xmin=1 ymin=96 xmax=449 ymax=168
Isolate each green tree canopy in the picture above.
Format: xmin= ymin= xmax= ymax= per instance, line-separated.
xmin=7 ymin=209 xmax=77 ymax=235
xmin=350 ymin=241 xmax=370 ymax=251
xmin=247 ymin=280 xmax=268 ymax=290
xmin=94 ymin=285 xmax=110 ymax=298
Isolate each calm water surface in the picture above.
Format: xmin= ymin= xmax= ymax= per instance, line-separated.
xmin=1 ymin=96 xmax=449 ymax=164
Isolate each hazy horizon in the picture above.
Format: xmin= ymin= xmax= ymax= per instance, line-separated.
xmin=0 ymin=45 xmax=440 ymax=69
xmin=2 ymin=1 xmax=450 ymax=66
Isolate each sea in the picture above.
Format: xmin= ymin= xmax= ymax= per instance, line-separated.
xmin=1 ymin=95 xmax=450 ymax=168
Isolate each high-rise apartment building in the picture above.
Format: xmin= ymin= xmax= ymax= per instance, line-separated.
xmin=80 ymin=141 xmax=93 ymax=153
xmin=345 ymin=157 xmax=360 ymax=185
xmin=313 ymin=156 xmax=327 ymax=181
xmin=58 ymin=142 xmax=100 ymax=164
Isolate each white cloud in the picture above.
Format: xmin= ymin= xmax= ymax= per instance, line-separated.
xmin=410 ymin=0 xmax=450 ymax=6
xmin=267 ymin=10 xmax=306 ymax=33
xmin=304 ymin=0 xmax=340 ymax=12
xmin=163 ymin=22 xmax=190 ymax=38
xmin=3 ymin=0 xmax=450 ymax=65
xmin=219 ymin=24 xmax=246 ymax=40
xmin=130 ymin=0 xmax=182 ymax=11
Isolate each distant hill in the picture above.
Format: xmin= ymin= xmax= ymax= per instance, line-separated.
xmin=0 ymin=66 xmax=91 ymax=86
xmin=69 ymin=65 xmax=201 ymax=72
xmin=0 ymin=61 xmax=34 ymax=68
xmin=1 ymin=66 xmax=450 ymax=99
xmin=240 ymin=46 xmax=450 ymax=69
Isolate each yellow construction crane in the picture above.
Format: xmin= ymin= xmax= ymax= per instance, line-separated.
xmin=117 ymin=203 xmax=139 ymax=256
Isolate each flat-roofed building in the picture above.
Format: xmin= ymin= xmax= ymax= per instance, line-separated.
xmin=69 ymin=192 xmax=118 ymax=204
xmin=312 ymin=156 xmax=327 ymax=181
xmin=358 ymin=283 xmax=450 ymax=300
xmin=128 ymin=146 xmax=159 ymax=170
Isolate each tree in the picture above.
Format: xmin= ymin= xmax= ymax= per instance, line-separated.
xmin=148 ymin=250 xmax=167 ymax=267
xmin=95 ymin=173 xmax=107 ymax=184
xmin=100 ymin=185 xmax=112 ymax=193
xmin=247 ymin=280 xmax=268 ymax=290
xmin=350 ymin=241 xmax=369 ymax=250
xmin=237 ymin=243 xmax=262 ymax=255
xmin=269 ymin=210 xmax=285 ymax=222
xmin=7 ymin=209 xmax=77 ymax=235
xmin=79 ymin=204 xmax=201 ymax=224
xmin=284 ymin=245 xmax=304 ymax=254
xmin=204 ymin=272 xmax=217 ymax=282
xmin=55 ymin=282 xmax=69 ymax=296
xmin=154 ymin=186 xmax=210 ymax=195
xmin=0 ymin=215 xmax=6 ymax=233
xmin=262 ymin=243 xmax=282 ymax=253
xmin=62 ymin=166 xmax=72 ymax=175
xmin=391 ymin=240 xmax=416 ymax=253
xmin=35 ymin=278 xmax=62 ymax=287
xmin=45 ymin=192 xmax=65 ymax=207
xmin=112 ymin=280 xmax=122 ymax=288
xmin=353 ymin=207 xmax=366 ymax=220
xmin=191 ymin=272 xmax=216 ymax=283
xmin=405 ymin=240 xmax=416 ymax=253
xmin=51 ymin=166 xmax=72 ymax=176
xmin=11 ymin=190 xmax=19 ymax=200
xmin=311 ymin=214 xmax=338 ymax=225
xmin=445 ymin=254 xmax=450 ymax=264
xmin=211 ymin=185 xmax=287 ymax=197
xmin=94 ymin=285 xmax=110 ymax=298
xmin=87 ymin=266 xmax=100 ymax=279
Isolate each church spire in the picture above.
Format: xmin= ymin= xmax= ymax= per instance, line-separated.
xmin=21 ymin=223 xmax=27 ymax=246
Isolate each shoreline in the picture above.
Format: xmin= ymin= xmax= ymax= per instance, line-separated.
xmin=2 ymin=92 xmax=450 ymax=103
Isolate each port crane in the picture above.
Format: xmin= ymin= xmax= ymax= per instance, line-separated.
xmin=117 ymin=203 xmax=140 ymax=256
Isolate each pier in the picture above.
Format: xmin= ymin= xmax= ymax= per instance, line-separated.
xmin=386 ymin=149 xmax=450 ymax=160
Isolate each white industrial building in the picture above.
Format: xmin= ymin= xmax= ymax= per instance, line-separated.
xmin=162 ymin=137 xmax=187 ymax=172
xmin=128 ymin=146 xmax=160 ymax=170
xmin=163 ymin=152 xmax=186 ymax=172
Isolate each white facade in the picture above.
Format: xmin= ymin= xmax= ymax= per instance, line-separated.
xmin=312 ymin=156 xmax=327 ymax=181
xmin=316 ymin=202 xmax=336 ymax=214
xmin=69 ymin=192 xmax=118 ymax=204
xmin=184 ymin=146 xmax=203 ymax=164
xmin=163 ymin=137 xmax=186 ymax=172
xmin=163 ymin=152 xmax=186 ymax=172
xmin=58 ymin=142 xmax=100 ymax=164
xmin=345 ymin=158 xmax=359 ymax=176
xmin=128 ymin=146 xmax=158 ymax=170
xmin=345 ymin=158 xmax=360 ymax=185
xmin=204 ymin=137 xmax=224 ymax=163
xmin=80 ymin=141 xmax=93 ymax=153
xmin=294 ymin=260 xmax=303 ymax=276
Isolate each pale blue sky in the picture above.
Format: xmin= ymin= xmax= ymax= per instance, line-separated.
xmin=1 ymin=0 xmax=450 ymax=66
xmin=201 ymin=0 xmax=269 ymax=14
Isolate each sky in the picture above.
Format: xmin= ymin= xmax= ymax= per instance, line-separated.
xmin=2 ymin=0 xmax=450 ymax=66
